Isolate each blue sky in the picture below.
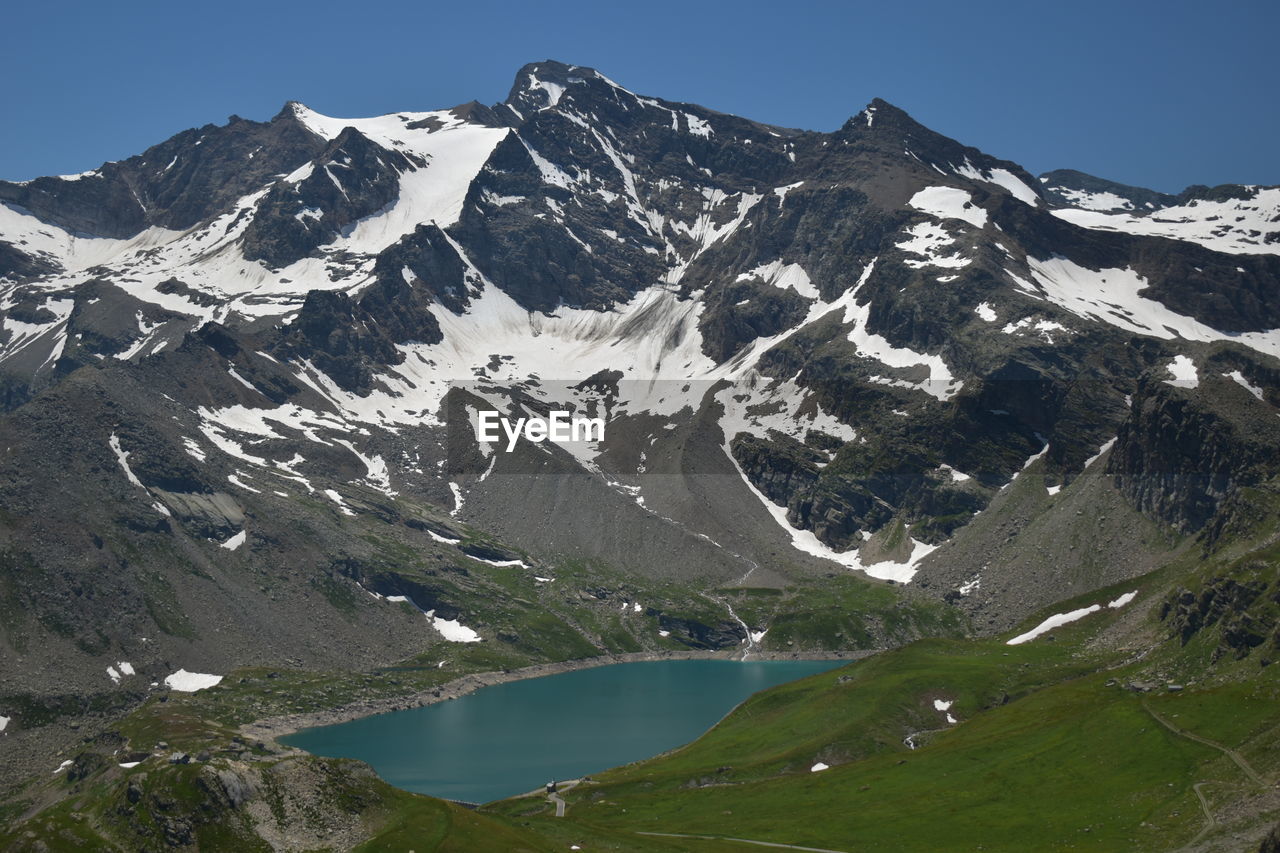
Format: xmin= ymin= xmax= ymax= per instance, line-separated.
xmin=3 ymin=0 xmax=1275 ymax=192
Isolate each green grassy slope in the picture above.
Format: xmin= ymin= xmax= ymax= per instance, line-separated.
xmin=521 ymin=649 xmax=1265 ymax=851
xmin=482 ymin=505 xmax=1280 ymax=852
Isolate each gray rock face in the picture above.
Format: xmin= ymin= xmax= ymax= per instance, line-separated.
xmin=270 ymin=280 xmax=444 ymax=394
xmin=654 ymin=613 xmax=746 ymax=650
xmin=375 ymin=224 xmax=474 ymax=314
xmin=201 ymin=767 xmax=256 ymax=809
xmin=0 ymin=108 xmax=326 ymax=238
xmin=732 ymin=432 xmax=823 ymax=508
xmin=150 ymin=490 xmax=244 ymax=539
xmin=1161 ymin=575 xmax=1275 ymax=663
xmin=1111 ymin=370 xmax=1280 ymax=532
xmin=0 ymin=241 xmax=61 ymax=282
xmin=242 ymin=127 xmax=415 ymax=268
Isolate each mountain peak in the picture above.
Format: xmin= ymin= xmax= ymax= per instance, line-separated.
xmin=503 ymin=59 xmax=621 ymax=117
xmin=844 ymin=98 xmax=916 ymax=133
xmin=272 ymin=100 xmax=313 ymax=123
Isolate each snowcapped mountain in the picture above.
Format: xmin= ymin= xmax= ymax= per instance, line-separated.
xmin=1 ymin=59 xmax=1278 ymax=701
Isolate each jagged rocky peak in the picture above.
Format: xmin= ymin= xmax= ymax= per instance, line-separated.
xmin=846 ymin=97 xmax=918 ymax=131
xmin=445 ymin=100 xmax=510 ymax=128
xmin=503 ymin=59 xmax=614 ymax=116
xmin=276 ymin=99 xmax=312 ymax=120
xmin=240 ymin=126 xmax=415 ymax=268
xmin=0 ymin=104 xmax=328 ymax=240
xmin=833 ymin=97 xmax=1046 ymax=208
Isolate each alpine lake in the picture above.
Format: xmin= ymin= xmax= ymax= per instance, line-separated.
xmin=281 ymin=659 xmax=843 ymax=804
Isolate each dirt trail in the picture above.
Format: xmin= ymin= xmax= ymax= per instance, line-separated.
xmin=1142 ymin=701 xmax=1267 ymax=787
xmin=1142 ymin=700 xmax=1272 ymax=851
xmin=636 ymin=830 xmax=849 ymax=852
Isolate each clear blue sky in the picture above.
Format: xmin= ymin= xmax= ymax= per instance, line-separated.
xmin=3 ymin=0 xmax=1275 ymax=192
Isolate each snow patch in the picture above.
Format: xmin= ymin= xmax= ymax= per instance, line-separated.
xmin=182 ymin=438 xmax=207 ymax=462
xmin=1006 ymin=606 xmax=1100 ymax=645
xmin=324 ymin=489 xmax=356 ymax=516
xmin=684 ymin=113 xmax=712 ymax=137
xmin=773 ymin=181 xmax=803 ymax=207
xmin=1108 ymin=591 xmax=1137 ymax=609
xmin=1225 ymin=370 xmax=1264 ymax=400
xmin=1022 ymin=440 xmax=1049 ymax=470
xmin=526 ymin=74 xmax=567 ymax=108
xmin=1008 ymin=257 xmax=1280 ymax=358
xmin=1001 ymin=317 xmax=1070 ymax=343
xmin=736 ymin=260 xmax=819 ymax=299
xmin=1006 ymin=590 xmax=1133 ymax=645
xmin=227 ymin=366 xmax=256 ymax=392
xmin=164 ymin=670 xmax=223 ymax=692
xmin=1164 ymin=355 xmax=1199 ymax=388
xmin=228 ymin=473 xmax=261 ymax=493
xmin=466 ymin=554 xmax=530 ymax=569
xmin=426 ymin=610 xmax=482 ymax=643
xmin=953 ymin=160 xmax=1040 ymax=206
xmin=896 ymin=222 xmax=969 ymax=269
xmin=1051 ymin=187 xmax=1280 ymax=255
xmin=1053 ymin=188 xmax=1134 ymax=212
xmin=1084 ymin=437 xmax=1116 ymax=469
xmin=908 ymin=186 xmax=988 ymax=228
xmin=108 ymin=433 xmax=144 ymax=488
xmin=291 ymin=104 xmax=509 ymax=237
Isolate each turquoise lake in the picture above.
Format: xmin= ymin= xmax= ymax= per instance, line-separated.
xmin=281 ymin=659 xmax=843 ymax=804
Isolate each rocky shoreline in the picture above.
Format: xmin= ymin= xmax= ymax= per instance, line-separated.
xmin=241 ymin=648 xmax=880 ymax=745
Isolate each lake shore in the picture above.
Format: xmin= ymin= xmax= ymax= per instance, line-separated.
xmin=241 ymin=647 xmax=881 ymax=745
